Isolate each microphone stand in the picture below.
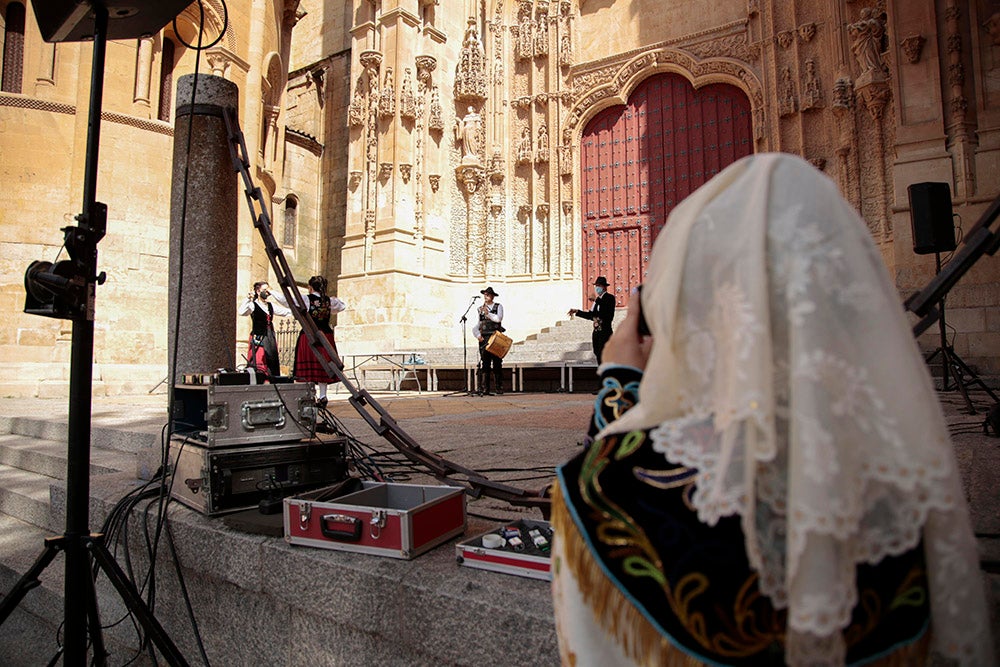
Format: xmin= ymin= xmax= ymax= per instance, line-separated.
xmin=445 ymin=297 xmax=479 ymax=397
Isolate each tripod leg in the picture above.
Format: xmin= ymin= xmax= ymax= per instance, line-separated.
xmin=943 ymin=347 xmax=977 ymax=414
xmin=83 ymin=557 xmax=109 ymax=667
xmin=0 ymin=537 xmax=63 ymax=624
xmin=85 ymin=537 xmax=190 ymax=667
xmin=947 ymin=347 xmax=1000 ymax=404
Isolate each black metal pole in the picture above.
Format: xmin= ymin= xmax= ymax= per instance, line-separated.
xmin=64 ymin=5 xmax=108 ymax=664
xmin=935 ymin=251 xmax=951 ymax=391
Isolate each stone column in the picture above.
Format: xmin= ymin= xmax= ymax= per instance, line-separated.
xmin=168 ymin=74 xmax=239 ymax=378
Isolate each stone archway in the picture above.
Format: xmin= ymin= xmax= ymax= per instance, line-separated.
xmin=578 ymin=72 xmax=753 ymax=306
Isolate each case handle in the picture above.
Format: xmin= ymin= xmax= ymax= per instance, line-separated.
xmin=321 ymin=513 xmax=362 ymax=541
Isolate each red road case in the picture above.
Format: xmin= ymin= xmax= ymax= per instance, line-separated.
xmin=455 ymin=519 xmax=553 ymax=581
xmin=283 ymin=482 xmax=466 ymax=559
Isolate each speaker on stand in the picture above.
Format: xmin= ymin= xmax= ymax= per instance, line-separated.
xmin=908 ymin=182 xmax=997 ymax=414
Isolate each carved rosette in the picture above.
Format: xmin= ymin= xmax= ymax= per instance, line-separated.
xmin=455 ymin=17 xmax=487 ymax=103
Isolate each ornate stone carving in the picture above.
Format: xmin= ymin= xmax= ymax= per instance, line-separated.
xmin=832 ymin=76 xmax=854 ymax=111
xmin=687 ymin=34 xmax=760 ymax=62
xmin=456 ymin=164 xmax=483 ymax=194
xmin=350 ymin=51 xmax=381 ymax=127
xmin=849 ymin=8 xmax=888 ymax=82
xmin=537 ymin=203 xmax=550 ymax=223
xmin=379 ymin=67 xmax=395 ymax=118
xmin=900 ymin=35 xmax=925 ymax=64
xmin=562 ymin=201 xmax=572 ymax=216
xmin=516 ymin=1 xmax=533 ymax=60
xmin=809 ymin=157 xmax=827 ymax=171
xmin=488 ymin=148 xmax=506 ymax=184
xmin=349 ymin=171 xmax=362 ymax=190
xmin=517 ymin=126 xmax=533 ymax=164
xmin=559 ymin=143 xmax=573 ymax=176
xmin=455 ymin=17 xmax=487 ymax=103
xmin=778 ymin=66 xmax=797 ymax=117
xmin=985 ymin=13 xmax=1000 ymax=46
xmin=859 ymin=80 xmax=891 ymax=120
xmin=400 ymin=163 xmax=412 ymax=183
xmin=801 ymin=58 xmax=824 ymax=111
xmin=415 ymin=55 xmax=437 ymax=85
xmin=428 ymin=174 xmax=440 ymax=192
xmin=379 ymin=163 xmax=393 ymax=180
xmin=536 ymin=122 xmax=550 ymax=162
xmin=798 ymin=22 xmax=817 ymax=42
xmin=535 ymin=3 xmax=549 ymax=57
xmin=428 ymin=86 xmax=444 ymax=131
xmin=777 ymin=31 xmax=794 ymax=49
xmin=559 ymin=30 xmax=572 ymax=67
xmin=399 ymin=67 xmax=416 ymax=119
xmin=454 ymin=106 xmax=483 ymax=164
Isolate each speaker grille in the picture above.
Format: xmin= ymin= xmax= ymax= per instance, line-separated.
xmin=908 ymin=182 xmax=956 ymax=255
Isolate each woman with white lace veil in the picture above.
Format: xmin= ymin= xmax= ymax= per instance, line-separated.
xmin=551 ymin=153 xmax=993 ymax=666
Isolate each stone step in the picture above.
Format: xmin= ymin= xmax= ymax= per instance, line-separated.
xmin=0 ymin=464 xmax=58 ymax=533
xmin=0 ymin=434 xmax=127 ymax=480
xmin=0 ymin=413 xmax=164 ymax=455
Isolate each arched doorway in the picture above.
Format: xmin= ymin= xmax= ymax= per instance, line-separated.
xmin=580 ymin=73 xmax=753 ymax=305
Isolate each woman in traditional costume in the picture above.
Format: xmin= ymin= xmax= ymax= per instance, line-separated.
xmin=551 ymin=154 xmax=993 ymax=666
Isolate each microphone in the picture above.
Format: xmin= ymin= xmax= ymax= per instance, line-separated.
xmin=472 ymin=295 xmax=480 ymax=300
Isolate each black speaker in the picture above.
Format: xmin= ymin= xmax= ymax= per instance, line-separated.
xmin=32 ymin=1 xmax=191 ymax=43
xmin=908 ymin=182 xmax=956 ymax=255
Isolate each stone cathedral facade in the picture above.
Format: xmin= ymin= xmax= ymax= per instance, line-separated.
xmin=1 ymin=0 xmax=999 ymax=397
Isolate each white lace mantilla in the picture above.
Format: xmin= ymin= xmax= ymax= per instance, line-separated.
xmin=604 ymin=154 xmax=993 ymax=665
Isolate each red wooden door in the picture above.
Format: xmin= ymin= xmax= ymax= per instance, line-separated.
xmin=580 ymin=74 xmax=753 ymax=306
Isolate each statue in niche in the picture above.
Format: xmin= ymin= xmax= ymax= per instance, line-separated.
xmin=778 ymin=66 xmax=797 ymax=117
xmin=379 ymin=67 xmax=395 ymax=118
xmin=454 ymin=106 xmax=483 ymax=163
xmin=517 ymin=3 xmax=533 ymax=60
xmin=535 ymin=8 xmax=549 ymax=57
xmin=517 ymin=126 xmax=532 ymax=163
xmin=428 ymin=86 xmax=444 ymax=131
xmin=494 ymin=55 xmax=503 ymax=83
xmin=399 ymin=68 xmax=416 ymax=119
xmin=560 ymin=31 xmax=572 ymax=66
xmin=536 ymin=122 xmax=549 ymax=161
xmin=848 ymin=7 xmax=887 ymax=79
xmin=801 ymin=58 xmax=824 ymax=111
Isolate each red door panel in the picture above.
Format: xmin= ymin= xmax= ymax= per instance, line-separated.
xmin=580 ymin=74 xmax=753 ymax=306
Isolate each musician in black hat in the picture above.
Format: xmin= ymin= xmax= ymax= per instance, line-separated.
xmin=568 ymin=276 xmax=616 ymax=363
xmin=472 ymin=286 xmax=505 ymax=395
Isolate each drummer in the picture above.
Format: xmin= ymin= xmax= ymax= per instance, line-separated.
xmin=472 ymin=286 xmax=505 ymax=396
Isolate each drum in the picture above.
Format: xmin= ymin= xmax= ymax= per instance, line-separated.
xmin=485 ymin=331 xmax=513 ymax=358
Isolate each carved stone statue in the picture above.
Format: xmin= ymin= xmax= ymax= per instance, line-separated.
xmin=455 ymin=17 xmax=487 ymax=102
xmin=517 ymin=126 xmax=532 ymax=163
xmin=454 ymin=106 xmax=482 ymax=163
xmin=849 ymin=8 xmax=887 ymax=79
xmin=801 ymin=58 xmax=824 ymax=111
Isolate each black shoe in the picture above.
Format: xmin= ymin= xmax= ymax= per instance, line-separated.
xmin=496 ymin=389 xmax=504 ymax=395
xmin=317 ymin=397 xmax=328 ymax=408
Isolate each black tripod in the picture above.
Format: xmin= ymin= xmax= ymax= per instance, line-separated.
xmin=445 ymin=296 xmax=481 ymax=396
xmin=0 ymin=6 xmax=186 ymax=665
xmin=923 ymin=251 xmax=999 ymax=415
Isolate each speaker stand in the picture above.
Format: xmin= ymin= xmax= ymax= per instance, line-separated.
xmin=924 ymin=252 xmax=999 ymax=414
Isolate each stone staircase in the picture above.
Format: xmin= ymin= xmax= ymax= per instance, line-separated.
xmin=0 ymin=413 xmax=162 ymax=665
xmin=419 ymin=312 xmax=627 ymax=366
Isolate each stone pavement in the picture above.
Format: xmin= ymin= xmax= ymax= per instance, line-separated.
xmin=0 ymin=383 xmax=997 ymax=663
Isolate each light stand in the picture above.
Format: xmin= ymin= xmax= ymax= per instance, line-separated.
xmin=906 ymin=193 xmax=1000 ymax=416
xmin=1 ymin=5 xmax=187 ymax=665
xmin=445 ymin=297 xmax=479 ymax=396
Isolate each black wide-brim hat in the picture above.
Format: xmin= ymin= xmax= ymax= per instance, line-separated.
xmin=481 ymin=286 xmax=499 ymax=297
xmin=594 ymin=276 xmax=609 ymax=287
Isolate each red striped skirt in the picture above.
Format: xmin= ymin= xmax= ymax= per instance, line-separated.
xmin=293 ymin=331 xmax=343 ymax=383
